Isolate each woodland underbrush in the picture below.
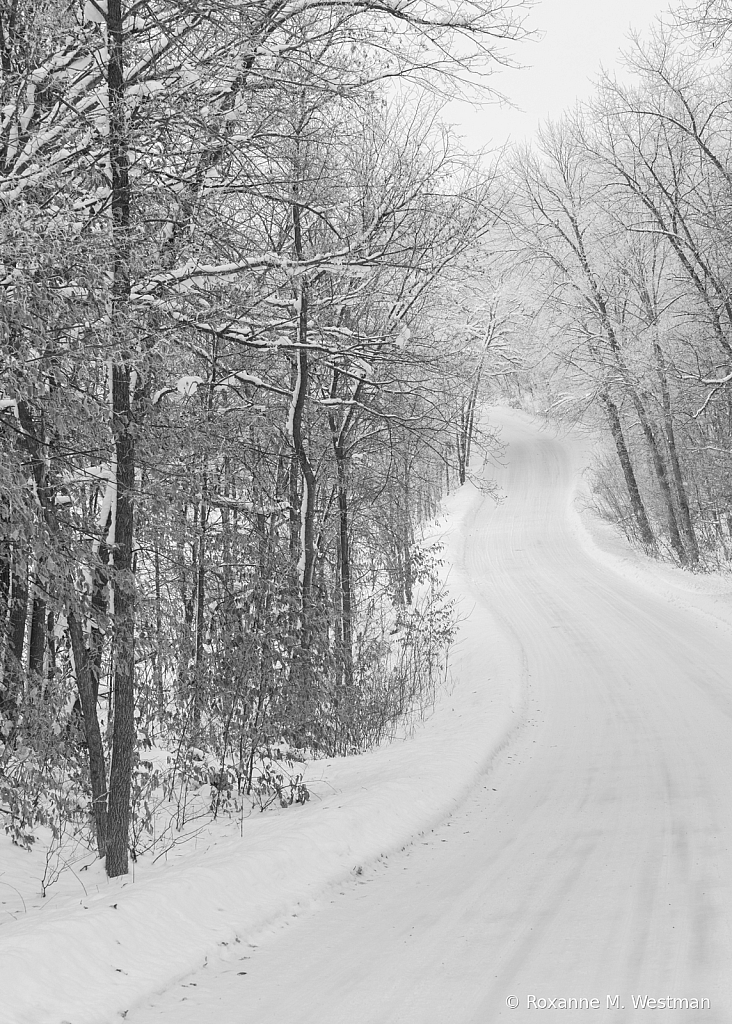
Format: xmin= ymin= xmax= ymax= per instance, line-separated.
xmin=0 ymin=547 xmax=454 ymax=897
xmin=587 ymin=455 xmax=732 ymax=572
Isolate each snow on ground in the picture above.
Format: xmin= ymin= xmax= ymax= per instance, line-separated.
xmin=0 ymin=440 xmax=523 ymax=1024
xmin=3 ymin=406 xmax=732 ymax=1024
xmin=120 ymin=406 xmax=732 ymax=1024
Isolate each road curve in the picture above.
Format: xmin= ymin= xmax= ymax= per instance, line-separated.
xmin=128 ymin=410 xmax=732 ymax=1023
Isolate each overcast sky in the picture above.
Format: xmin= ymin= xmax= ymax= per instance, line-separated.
xmin=445 ymin=0 xmax=675 ymax=149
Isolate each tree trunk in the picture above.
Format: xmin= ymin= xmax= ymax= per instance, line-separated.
xmin=333 ymin=440 xmax=353 ymax=687
xmin=90 ymin=525 xmax=110 ymax=704
xmin=570 ymin=226 xmax=687 ymax=563
xmin=327 ymin=371 xmax=354 ymax=689
xmin=2 ymin=557 xmax=28 ymax=722
xmin=175 ymin=519 xmax=194 ymax=703
xmin=652 ymin=339 xmax=699 ymax=565
xmin=627 ymin=386 xmax=688 ymax=564
xmin=154 ymin=540 xmax=164 ymax=717
xmin=28 ymin=589 xmax=45 ymax=677
xmin=458 ymin=417 xmax=468 ymax=485
xmin=46 ymin=609 xmax=56 ymax=689
xmin=465 ymin=384 xmax=479 ymax=471
xmin=600 ymin=390 xmax=657 ymax=553
xmin=402 ymin=461 xmax=414 ymax=606
xmin=290 ymin=190 xmax=316 ymax=621
xmin=290 ymin=345 xmax=317 ymax=618
xmin=68 ymin=610 xmax=108 ymax=856
xmin=8 ymin=560 xmax=28 ymax=668
xmin=105 ymin=0 xmax=136 ymax=879
xmin=192 ymin=493 xmax=207 ymax=734
xmin=106 ymin=374 xmax=136 ymax=878
xmin=0 ymin=499 xmax=9 ymax=637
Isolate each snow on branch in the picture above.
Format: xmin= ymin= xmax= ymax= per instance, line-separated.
xmin=693 ymin=370 xmax=732 ymax=419
xmin=152 ymin=370 xmax=289 ymax=405
xmin=130 ymin=250 xmax=381 ymax=299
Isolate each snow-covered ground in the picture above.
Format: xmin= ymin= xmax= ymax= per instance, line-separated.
xmin=3 ymin=408 xmax=732 ymax=1023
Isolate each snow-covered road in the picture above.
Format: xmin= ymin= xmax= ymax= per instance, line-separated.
xmin=126 ymin=410 xmax=732 ymax=1022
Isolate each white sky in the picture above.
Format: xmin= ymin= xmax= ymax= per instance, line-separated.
xmin=445 ymin=0 xmax=675 ymax=149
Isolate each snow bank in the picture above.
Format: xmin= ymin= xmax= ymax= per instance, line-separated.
xmin=0 ymin=481 xmax=523 ymax=1024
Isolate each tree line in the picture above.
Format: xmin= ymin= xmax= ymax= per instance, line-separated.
xmin=0 ymin=0 xmax=526 ymax=875
xmin=504 ymin=0 xmax=732 ymax=567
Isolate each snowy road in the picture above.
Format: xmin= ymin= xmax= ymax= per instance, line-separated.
xmin=127 ymin=410 xmax=732 ymax=1023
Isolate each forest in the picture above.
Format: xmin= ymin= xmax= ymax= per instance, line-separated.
xmin=3 ymin=0 xmax=732 ymax=880
xmin=0 ymin=0 xmax=526 ymax=878
xmin=508 ymin=4 xmax=732 ymax=567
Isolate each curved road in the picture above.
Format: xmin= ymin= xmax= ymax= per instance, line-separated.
xmin=129 ymin=411 xmax=732 ymax=1023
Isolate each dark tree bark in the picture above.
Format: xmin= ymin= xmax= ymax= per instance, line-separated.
xmin=7 ymin=560 xmax=27 ymax=669
xmin=68 ymin=609 xmax=108 ymax=856
xmin=625 ymin=385 xmax=687 ymax=564
xmin=288 ymin=444 xmax=300 ymax=567
xmin=592 ymin=299 xmax=686 ymax=562
xmin=28 ymin=589 xmax=45 ymax=677
xmin=457 ymin=353 xmax=484 ymax=485
xmin=45 ymin=609 xmax=56 ymax=687
xmin=652 ymin=338 xmax=699 ymax=564
xmin=105 ymin=0 xmax=136 ymax=879
xmin=0 ymin=501 xmax=9 ymax=626
xmin=563 ymin=211 xmax=688 ymax=563
xmin=328 ymin=385 xmax=354 ymax=688
xmin=290 ymin=346 xmax=317 ymax=614
xmin=192 ymin=496 xmax=207 ymax=734
xmin=89 ymin=523 xmax=110 ymax=704
xmin=0 ymin=526 xmax=13 ymax=718
xmin=106 ymin=375 xmax=136 ymax=878
xmin=401 ymin=458 xmax=414 ymax=606
xmin=153 ymin=539 xmax=164 ymax=717
xmin=1 ymin=556 xmax=27 ymax=722
xmin=600 ymin=390 xmax=657 ymax=553
xmin=290 ymin=192 xmax=317 ymax=621
xmin=175 ymin=522 xmax=195 ymax=704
